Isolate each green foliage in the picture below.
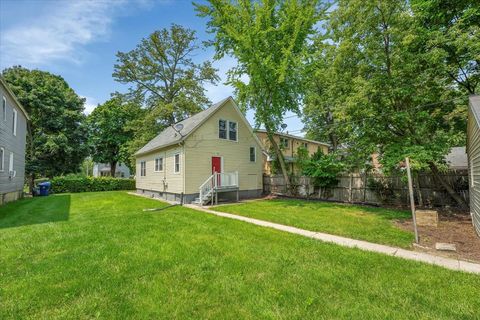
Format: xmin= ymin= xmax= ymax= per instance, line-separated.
xmin=301 ymin=152 xmax=344 ymax=188
xmin=113 ymin=24 xmax=219 ymax=161
xmin=87 ymin=96 xmax=140 ymax=174
xmin=51 ymin=175 xmax=135 ymax=193
xmin=196 ymin=0 xmax=326 ymax=183
xmin=2 ymin=66 xmax=88 ymax=178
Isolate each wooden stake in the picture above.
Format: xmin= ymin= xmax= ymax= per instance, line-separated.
xmin=406 ymin=157 xmax=419 ymax=243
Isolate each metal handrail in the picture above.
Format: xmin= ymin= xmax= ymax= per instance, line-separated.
xmin=198 ymin=171 xmax=239 ymax=205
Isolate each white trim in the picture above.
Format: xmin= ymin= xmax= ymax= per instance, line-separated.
xmin=471 ymin=157 xmax=475 ymax=188
xmin=8 ymin=152 xmax=13 ymax=173
xmin=2 ymin=96 xmax=6 ymax=121
xmin=12 ymin=108 xmax=17 ymax=136
xmin=0 ymin=147 xmax=4 ymax=171
xmin=174 ymin=153 xmax=181 ymax=174
xmin=218 ymin=118 xmax=227 ymax=140
xmin=154 ymin=157 xmax=164 ymax=172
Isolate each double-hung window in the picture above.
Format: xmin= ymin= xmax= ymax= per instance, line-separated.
xmin=249 ymin=146 xmax=256 ymax=162
xmin=140 ymin=161 xmax=146 ymax=177
xmin=219 ymin=119 xmax=238 ymax=141
xmin=0 ymin=147 xmax=4 ymax=171
xmin=228 ymin=121 xmax=237 ymax=141
xmin=9 ymin=152 xmax=13 ymax=174
xmin=219 ymin=120 xmax=227 ymax=139
xmin=155 ymin=157 xmax=163 ymax=172
xmin=2 ymin=96 xmax=6 ymax=121
xmin=12 ymin=109 xmax=17 ymax=136
xmin=174 ymin=153 xmax=180 ymax=173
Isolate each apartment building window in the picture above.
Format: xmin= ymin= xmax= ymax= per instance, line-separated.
xmin=174 ymin=153 xmax=180 ymax=173
xmin=0 ymin=147 xmax=4 ymax=171
xmin=2 ymin=96 xmax=6 ymax=121
xmin=280 ymin=137 xmax=289 ymax=149
xmin=155 ymin=157 xmax=163 ymax=172
xmin=140 ymin=161 xmax=146 ymax=177
xmin=12 ymin=109 xmax=17 ymax=136
xmin=303 ymin=142 xmax=308 ymax=149
xmin=249 ymin=146 xmax=256 ymax=162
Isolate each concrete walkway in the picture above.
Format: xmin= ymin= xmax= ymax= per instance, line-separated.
xmin=185 ymin=204 xmax=480 ymax=274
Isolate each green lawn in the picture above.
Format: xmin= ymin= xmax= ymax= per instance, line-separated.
xmin=212 ymin=199 xmax=414 ymax=248
xmin=1 ymin=192 xmax=479 ymax=319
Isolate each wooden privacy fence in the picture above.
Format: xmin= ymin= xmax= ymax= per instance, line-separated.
xmin=263 ymin=170 xmax=469 ymax=208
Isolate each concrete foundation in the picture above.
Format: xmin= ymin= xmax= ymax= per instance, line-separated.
xmin=136 ymin=188 xmax=262 ymax=204
xmin=0 ymin=190 xmax=23 ymax=205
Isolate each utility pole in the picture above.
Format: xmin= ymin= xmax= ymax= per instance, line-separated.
xmin=406 ymin=157 xmax=419 ymax=243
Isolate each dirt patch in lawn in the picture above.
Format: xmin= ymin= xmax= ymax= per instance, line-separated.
xmin=396 ymin=214 xmax=480 ymax=263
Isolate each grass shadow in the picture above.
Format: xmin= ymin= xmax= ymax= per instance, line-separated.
xmin=0 ymin=194 xmax=70 ymax=229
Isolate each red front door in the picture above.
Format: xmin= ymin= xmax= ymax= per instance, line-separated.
xmin=212 ymin=157 xmax=222 ymax=186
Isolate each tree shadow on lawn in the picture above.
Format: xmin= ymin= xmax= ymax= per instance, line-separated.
xmin=0 ymin=194 xmax=70 ymax=229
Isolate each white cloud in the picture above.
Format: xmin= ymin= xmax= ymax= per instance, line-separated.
xmin=0 ymin=0 xmax=128 ymax=67
xmin=82 ymin=96 xmax=99 ymax=115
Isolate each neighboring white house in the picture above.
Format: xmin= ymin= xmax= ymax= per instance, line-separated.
xmin=135 ymin=97 xmax=264 ymax=205
xmin=93 ymin=163 xmax=131 ymax=178
xmin=445 ymin=147 xmax=468 ymax=170
xmin=0 ymin=77 xmax=30 ymax=205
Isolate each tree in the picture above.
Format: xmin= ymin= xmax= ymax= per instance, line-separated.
xmin=196 ymin=0 xmax=325 ymax=190
xmin=113 ymin=24 xmax=219 ymax=157
xmin=2 ymin=66 xmax=88 ymax=190
xmin=309 ymin=0 xmax=469 ymax=207
xmin=87 ymin=96 xmax=139 ymax=177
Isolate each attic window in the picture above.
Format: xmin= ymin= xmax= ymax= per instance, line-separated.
xmin=219 ymin=120 xmax=227 ymax=139
xmin=229 ymin=121 xmax=237 ymax=141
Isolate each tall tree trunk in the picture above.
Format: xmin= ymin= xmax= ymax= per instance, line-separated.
xmin=266 ymin=129 xmax=290 ymax=194
xmin=110 ymin=161 xmax=117 ymax=177
xmin=29 ymin=173 xmax=35 ymax=195
xmin=429 ymin=162 xmax=467 ymax=209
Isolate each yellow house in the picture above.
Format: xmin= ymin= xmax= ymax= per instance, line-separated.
xmin=254 ymin=129 xmax=329 ymax=175
xmin=135 ymin=97 xmax=263 ymax=205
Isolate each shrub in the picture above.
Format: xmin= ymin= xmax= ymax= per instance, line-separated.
xmin=51 ymin=175 xmax=135 ymax=193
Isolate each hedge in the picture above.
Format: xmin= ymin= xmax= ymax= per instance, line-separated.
xmin=51 ymin=176 xmax=136 ymax=193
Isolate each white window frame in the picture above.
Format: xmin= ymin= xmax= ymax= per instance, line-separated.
xmin=228 ymin=120 xmax=238 ymax=142
xmin=2 ymin=96 xmax=6 ymax=121
xmin=471 ymin=158 xmax=475 ymax=188
xmin=174 ymin=153 xmax=181 ymax=174
xmin=249 ymin=146 xmax=256 ymax=162
xmin=0 ymin=147 xmax=4 ymax=172
xmin=12 ymin=108 xmax=17 ymax=136
xmin=154 ymin=157 xmax=163 ymax=172
xmin=9 ymin=152 xmax=13 ymax=174
xmin=219 ymin=119 xmax=227 ymax=140
xmin=140 ymin=161 xmax=146 ymax=177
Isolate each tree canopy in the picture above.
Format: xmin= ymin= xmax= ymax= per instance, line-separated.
xmin=2 ymin=66 xmax=88 ymax=185
xmin=87 ymin=96 xmax=140 ymax=176
xmin=113 ymin=23 xmax=219 ymax=157
xmin=196 ymin=0 xmax=326 ymax=187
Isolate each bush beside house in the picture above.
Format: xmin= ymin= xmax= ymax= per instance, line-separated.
xmin=51 ymin=175 xmax=135 ymax=193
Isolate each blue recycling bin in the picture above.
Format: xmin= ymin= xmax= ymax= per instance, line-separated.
xmin=38 ymin=182 xmax=51 ymax=196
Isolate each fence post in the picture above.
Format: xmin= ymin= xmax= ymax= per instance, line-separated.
xmin=363 ymin=173 xmax=367 ymax=203
xmin=348 ymin=173 xmax=353 ymax=203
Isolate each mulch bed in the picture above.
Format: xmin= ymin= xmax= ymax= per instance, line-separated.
xmin=396 ymin=213 xmax=480 ymax=263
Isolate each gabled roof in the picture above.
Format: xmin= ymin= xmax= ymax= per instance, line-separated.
xmin=254 ymin=129 xmax=329 ymax=146
xmin=136 ymin=97 xmax=262 ymax=156
xmin=0 ymin=77 xmax=30 ymax=121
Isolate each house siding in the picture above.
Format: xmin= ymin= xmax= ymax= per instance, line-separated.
xmin=184 ymin=100 xmax=263 ymax=194
xmin=467 ymin=95 xmax=480 ymax=236
xmin=135 ymin=145 xmax=184 ymax=195
xmin=0 ymin=81 xmax=27 ymax=204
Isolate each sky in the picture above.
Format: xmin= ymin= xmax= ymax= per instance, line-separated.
xmin=0 ymin=0 xmax=305 ymax=135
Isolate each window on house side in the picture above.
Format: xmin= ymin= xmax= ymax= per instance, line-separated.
xmin=0 ymin=147 xmax=4 ymax=171
xmin=155 ymin=157 xmax=163 ymax=172
xmin=303 ymin=142 xmax=308 ymax=149
xmin=229 ymin=121 xmax=237 ymax=141
xmin=219 ymin=120 xmax=227 ymax=139
xmin=9 ymin=152 xmax=13 ymax=173
xmin=140 ymin=161 xmax=146 ymax=177
xmin=12 ymin=109 xmax=17 ymax=136
xmin=174 ymin=154 xmax=180 ymax=173
xmin=250 ymin=147 xmax=256 ymax=162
